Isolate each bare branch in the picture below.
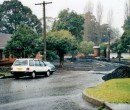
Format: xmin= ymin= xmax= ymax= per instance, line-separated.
xmin=84 ymin=1 xmax=94 ymax=14
xmin=107 ymin=9 xmax=113 ymax=28
xmin=96 ymin=1 xmax=103 ymax=25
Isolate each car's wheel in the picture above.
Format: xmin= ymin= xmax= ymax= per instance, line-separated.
xmin=45 ymin=70 xmax=50 ymax=77
xmin=50 ymin=71 xmax=53 ymax=75
xmin=14 ymin=75 xmax=19 ymax=79
xmin=32 ymin=72 xmax=36 ymax=78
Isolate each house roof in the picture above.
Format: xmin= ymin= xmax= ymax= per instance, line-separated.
xmin=0 ymin=33 xmax=12 ymax=50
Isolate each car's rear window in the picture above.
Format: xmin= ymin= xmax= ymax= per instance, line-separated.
xmin=13 ymin=60 xmax=28 ymax=66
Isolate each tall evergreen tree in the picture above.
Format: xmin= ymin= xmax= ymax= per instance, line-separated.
xmin=84 ymin=12 xmax=98 ymax=44
xmin=0 ymin=0 xmax=42 ymax=34
xmin=123 ymin=16 xmax=130 ymax=31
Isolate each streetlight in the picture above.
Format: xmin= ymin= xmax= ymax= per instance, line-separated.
xmin=107 ymin=27 xmax=110 ymax=61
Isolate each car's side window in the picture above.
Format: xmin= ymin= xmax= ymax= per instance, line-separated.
xmin=35 ymin=60 xmax=40 ymax=66
xmin=40 ymin=61 xmax=45 ymax=66
xmin=29 ymin=60 xmax=34 ymax=66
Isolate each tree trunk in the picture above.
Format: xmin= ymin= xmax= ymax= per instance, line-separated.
xmin=59 ymin=53 xmax=64 ymax=68
xmin=117 ymin=51 xmax=121 ymax=61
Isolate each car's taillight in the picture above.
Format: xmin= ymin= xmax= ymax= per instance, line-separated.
xmin=11 ymin=67 xmax=13 ymax=70
xmin=26 ymin=68 xmax=30 ymax=71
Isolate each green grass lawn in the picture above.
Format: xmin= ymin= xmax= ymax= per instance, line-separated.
xmin=0 ymin=71 xmax=11 ymax=76
xmin=84 ymin=78 xmax=130 ymax=103
xmin=121 ymin=57 xmax=130 ymax=60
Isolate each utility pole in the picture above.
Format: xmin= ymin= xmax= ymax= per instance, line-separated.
xmin=107 ymin=28 xmax=110 ymax=61
xmin=35 ymin=1 xmax=52 ymax=61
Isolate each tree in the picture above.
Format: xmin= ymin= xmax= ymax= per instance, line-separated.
xmin=123 ymin=16 xmax=130 ymax=31
xmin=110 ymin=27 xmax=121 ymax=40
xmin=84 ymin=1 xmax=94 ymax=14
xmin=84 ymin=1 xmax=95 ymax=43
xmin=123 ymin=0 xmax=130 ymax=31
xmin=121 ymin=30 xmax=130 ymax=50
xmin=0 ymin=0 xmax=42 ymax=34
xmin=4 ymin=23 xmax=40 ymax=58
xmin=124 ymin=0 xmax=130 ymax=20
xmin=52 ymin=9 xmax=84 ymax=42
xmin=47 ymin=30 xmax=77 ymax=67
xmin=96 ymin=1 xmax=103 ymax=25
xmin=69 ymin=39 xmax=78 ymax=58
xmin=111 ymin=38 xmax=126 ymax=60
xmin=79 ymin=41 xmax=95 ymax=56
xmin=111 ymin=39 xmax=125 ymax=53
xmin=96 ymin=1 xmax=103 ymax=44
xmin=100 ymin=43 xmax=107 ymax=57
xmin=40 ymin=17 xmax=55 ymax=32
xmin=100 ymin=24 xmax=109 ymax=43
xmin=83 ymin=12 xmax=98 ymax=44
xmin=107 ymin=9 xmax=113 ymax=28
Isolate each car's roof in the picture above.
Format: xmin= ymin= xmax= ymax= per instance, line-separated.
xmin=44 ymin=61 xmax=52 ymax=64
xmin=44 ymin=61 xmax=50 ymax=63
xmin=15 ymin=58 xmax=40 ymax=60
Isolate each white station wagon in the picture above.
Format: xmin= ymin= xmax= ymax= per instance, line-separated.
xmin=11 ymin=58 xmax=51 ymax=79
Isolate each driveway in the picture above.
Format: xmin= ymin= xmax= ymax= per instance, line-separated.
xmin=0 ymin=60 xmax=121 ymax=110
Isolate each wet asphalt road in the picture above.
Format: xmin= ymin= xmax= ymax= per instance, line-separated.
xmin=0 ymin=60 xmax=121 ymax=110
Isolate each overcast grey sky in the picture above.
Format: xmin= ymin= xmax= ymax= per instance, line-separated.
xmin=0 ymin=0 xmax=125 ymax=33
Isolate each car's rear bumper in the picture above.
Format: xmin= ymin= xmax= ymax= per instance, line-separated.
xmin=11 ymin=71 xmax=32 ymax=77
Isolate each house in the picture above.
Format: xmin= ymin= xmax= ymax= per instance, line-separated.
xmin=0 ymin=33 xmax=12 ymax=60
xmin=0 ymin=33 xmax=43 ymax=61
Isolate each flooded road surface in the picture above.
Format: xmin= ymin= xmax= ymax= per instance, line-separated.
xmin=0 ymin=60 xmax=120 ymax=110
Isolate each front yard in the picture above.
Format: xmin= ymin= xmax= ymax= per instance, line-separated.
xmin=0 ymin=67 xmax=11 ymax=77
xmin=84 ymin=78 xmax=130 ymax=103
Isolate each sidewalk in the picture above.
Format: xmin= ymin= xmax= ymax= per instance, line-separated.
xmin=106 ymin=103 xmax=130 ymax=110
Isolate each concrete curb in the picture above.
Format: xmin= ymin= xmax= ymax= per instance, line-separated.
xmin=0 ymin=75 xmax=13 ymax=79
xmin=0 ymin=75 xmax=5 ymax=79
xmin=82 ymin=90 xmax=112 ymax=110
xmin=4 ymin=75 xmax=14 ymax=78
